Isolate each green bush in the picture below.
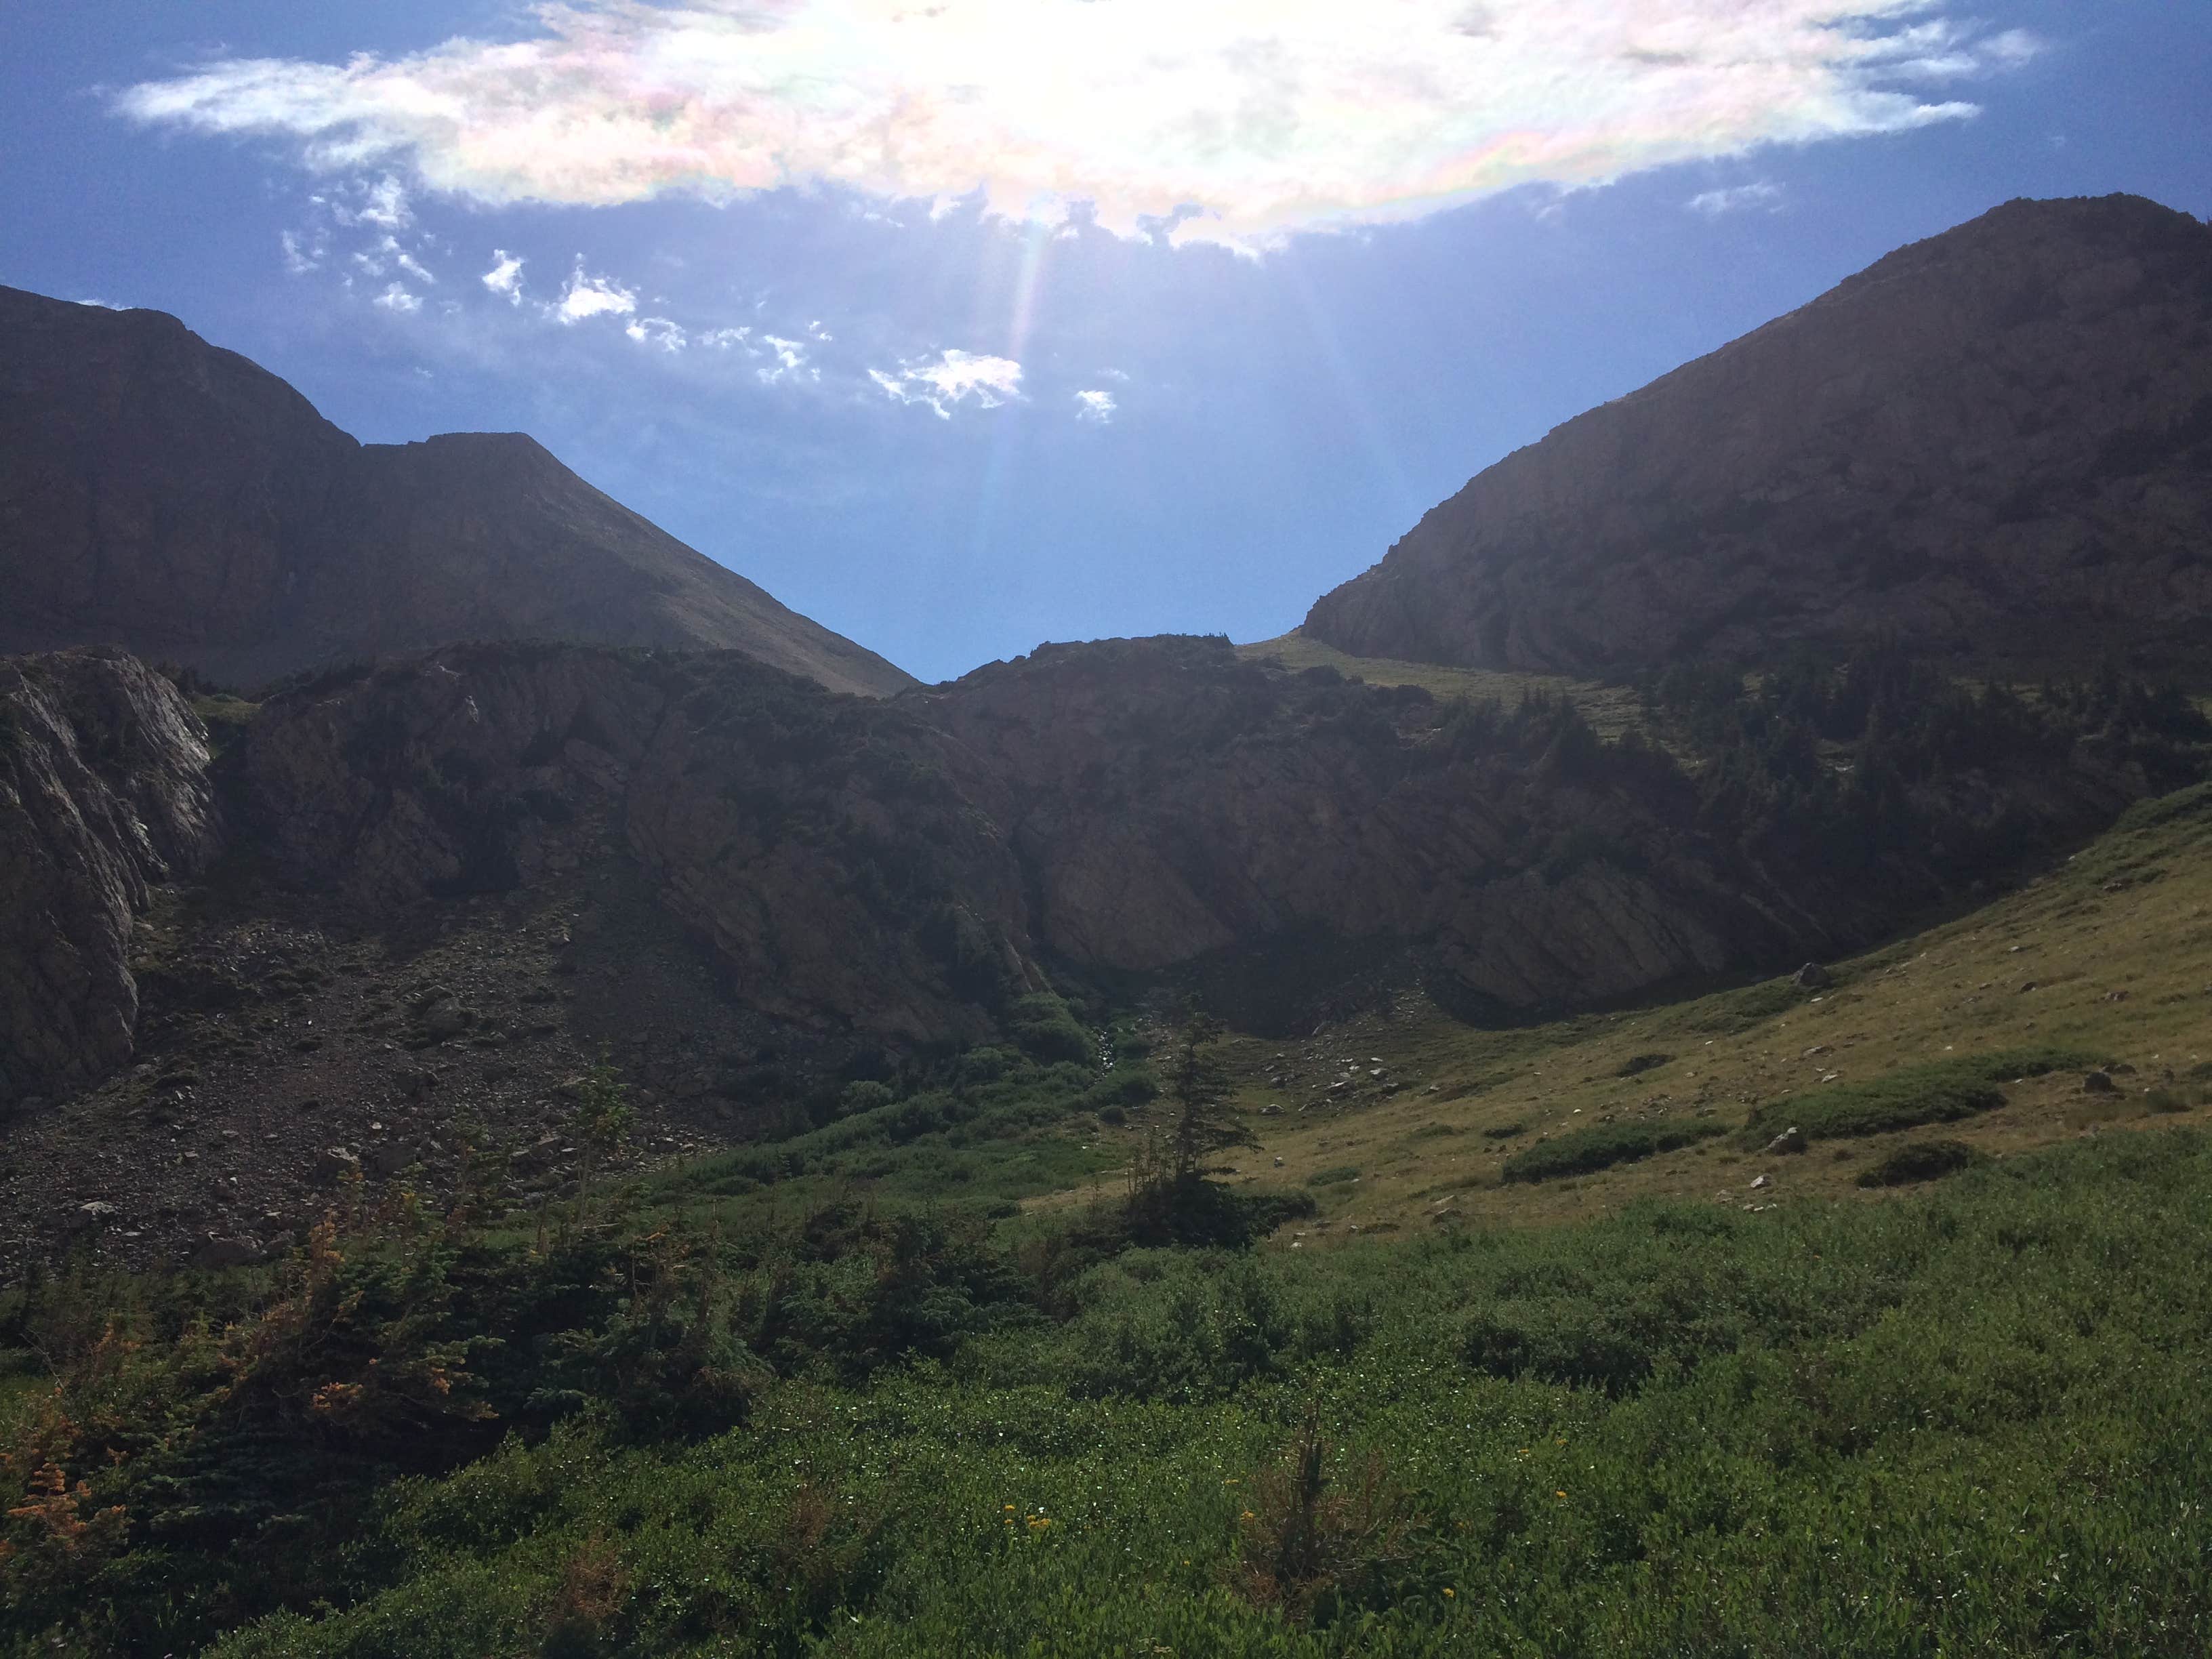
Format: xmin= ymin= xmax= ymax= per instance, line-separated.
xmin=1501 ymin=1118 xmax=1726 ymax=1183
xmin=1005 ymin=994 xmax=1095 ymax=1067
xmin=1744 ymin=1048 xmax=2097 ymax=1145
xmin=1856 ymin=1139 xmax=1988 ymax=1187
xmin=20 ymin=1090 xmax=2212 ymax=1659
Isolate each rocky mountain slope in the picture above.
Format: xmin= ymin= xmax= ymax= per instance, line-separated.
xmin=0 ymin=286 xmax=913 ymax=697
xmin=0 ymin=648 xmax=223 ymax=1109
xmin=2 ymin=632 xmax=2198 ymax=1268
xmin=1304 ymin=194 xmax=2212 ymax=679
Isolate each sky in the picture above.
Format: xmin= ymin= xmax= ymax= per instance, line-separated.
xmin=3 ymin=3 xmax=2210 ymax=684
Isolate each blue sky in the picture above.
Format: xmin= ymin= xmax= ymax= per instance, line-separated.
xmin=4 ymin=2 xmax=2209 ymax=684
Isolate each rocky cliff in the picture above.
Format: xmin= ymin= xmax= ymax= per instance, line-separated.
xmin=0 ymin=648 xmax=223 ymax=1108
xmin=237 ymin=647 xmax=1044 ymax=1048
xmin=235 ymin=636 xmax=2148 ymax=1048
xmin=1 ymin=634 xmax=2184 ymax=1264
xmin=0 ymin=286 xmax=913 ymax=697
xmin=1303 ymin=195 xmax=2212 ymax=679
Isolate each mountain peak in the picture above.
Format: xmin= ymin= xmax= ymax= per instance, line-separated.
xmin=1303 ymin=193 xmax=2212 ymax=680
xmin=0 ymin=285 xmax=914 ymax=697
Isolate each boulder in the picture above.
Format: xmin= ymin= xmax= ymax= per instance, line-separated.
xmin=190 ymin=1235 xmax=269 ymax=1270
xmin=362 ymin=1140 xmax=422 ymax=1180
xmin=414 ymin=999 xmax=468 ymax=1041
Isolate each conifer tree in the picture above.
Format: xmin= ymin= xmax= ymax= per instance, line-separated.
xmin=1160 ymin=1006 xmax=1257 ymax=1187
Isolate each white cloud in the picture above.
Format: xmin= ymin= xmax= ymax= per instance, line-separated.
xmin=1687 ymin=180 xmax=1785 ymax=217
xmin=115 ymin=3 xmax=2039 ymax=248
xmin=554 ymin=263 xmax=636 ymax=324
xmin=327 ymin=173 xmax=411 ymax=229
xmin=371 ymin=283 xmax=421 ymax=314
xmin=871 ymin=349 xmax=1023 ymax=419
xmin=280 ymin=228 xmax=323 ymax=274
xmin=758 ymin=333 xmax=815 ymax=385
xmin=1074 ymin=389 xmax=1117 ymax=424
xmin=626 ymin=314 xmax=688 ymax=351
xmin=481 ymin=249 xmax=524 ymax=301
xmin=384 ymin=236 xmax=436 ymax=284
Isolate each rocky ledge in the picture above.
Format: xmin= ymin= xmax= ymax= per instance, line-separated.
xmin=0 ymin=647 xmax=223 ymax=1109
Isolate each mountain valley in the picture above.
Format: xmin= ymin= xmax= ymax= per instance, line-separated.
xmin=5 ymin=193 xmax=2212 ymax=1658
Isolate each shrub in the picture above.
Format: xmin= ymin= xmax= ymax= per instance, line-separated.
xmin=1004 ymin=994 xmax=1094 ymax=1067
xmin=1233 ymin=1408 xmax=1418 ymax=1625
xmin=1857 ymin=1139 xmax=1986 ymax=1187
xmin=1083 ymin=1067 xmax=1160 ymax=1112
xmin=1305 ymin=1166 xmax=1360 ymax=1187
xmin=1501 ymin=1118 xmax=1726 ymax=1183
xmin=1743 ymin=1049 xmax=2094 ymax=1145
xmin=1614 ymin=1052 xmax=1673 ymax=1078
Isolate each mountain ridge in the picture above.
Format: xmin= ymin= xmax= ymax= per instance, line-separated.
xmin=0 ymin=286 xmax=915 ymax=697
xmin=1303 ymin=194 xmax=2212 ymax=680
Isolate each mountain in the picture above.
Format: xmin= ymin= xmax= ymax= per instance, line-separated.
xmin=6 ymin=628 xmax=2202 ymax=1265
xmin=0 ymin=649 xmax=222 ymax=1110
xmin=1303 ymin=195 xmax=2212 ymax=680
xmin=0 ymin=286 xmax=914 ymax=697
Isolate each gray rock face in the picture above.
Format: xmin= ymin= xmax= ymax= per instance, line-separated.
xmin=1304 ymin=196 xmax=2212 ymax=680
xmin=0 ymin=648 xmax=223 ymax=1107
xmin=0 ymin=286 xmax=913 ymax=698
xmin=237 ymin=638 xmax=1830 ymax=1039
xmin=929 ymin=640 xmax=1797 ymax=1017
xmin=237 ymin=644 xmax=1043 ymax=1046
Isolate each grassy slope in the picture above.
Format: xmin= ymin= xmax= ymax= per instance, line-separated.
xmin=1235 ymin=631 xmax=1645 ymax=738
xmin=13 ymin=786 xmax=2212 ymax=1658
xmin=1046 ymin=781 xmax=2212 ymax=1238
xmin=201 ymin=1128 xmax=2212 ymax=1658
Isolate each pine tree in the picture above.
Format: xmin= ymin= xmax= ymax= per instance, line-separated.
xmin=1160 ymin=1008 xmax=1258 ymax=1187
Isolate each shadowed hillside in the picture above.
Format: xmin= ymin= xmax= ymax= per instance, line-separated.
xmin=1306 ymin=196 xmax=2212 ymax=681
xmin=0 ymin=287 xmax=913 ymax=697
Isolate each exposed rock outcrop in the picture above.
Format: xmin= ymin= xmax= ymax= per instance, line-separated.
xmin=238 ymin=647 xmax=1042 ymax=1046
xmin=1305 ymin=195 xmax=2212 ymax=680
xmin=928 ymin=640 xmax=1805 ymax=1017
xmin=231 ymin=638 xmax=1903 ymax=1043
xmin=0 ymin=285 xmax=913 ymax=697
xmin=0 ymin=648 xmax=222 ymax=1107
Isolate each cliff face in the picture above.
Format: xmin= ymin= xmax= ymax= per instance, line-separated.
xmin=1303 ymin=196 xmax=2212 ymax=679
xmin=232 ymin=639 xmax=1865 ymax=1046
xmin=0 ymin=649 xmax=223 ymax=1107
xmin=927 ymin=640 xmax=1801 ymax=1015
xmin=237 ymin=646 xmax=1043 ymax=1048
xmin=2 ymin=634 xmax=2169 ymax=1124
xmin=0 ymin=287 xmax=913 ymax=697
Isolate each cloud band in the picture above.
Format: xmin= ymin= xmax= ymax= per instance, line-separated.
xmin=117 ymin=1 xmax=2031 ymax=245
